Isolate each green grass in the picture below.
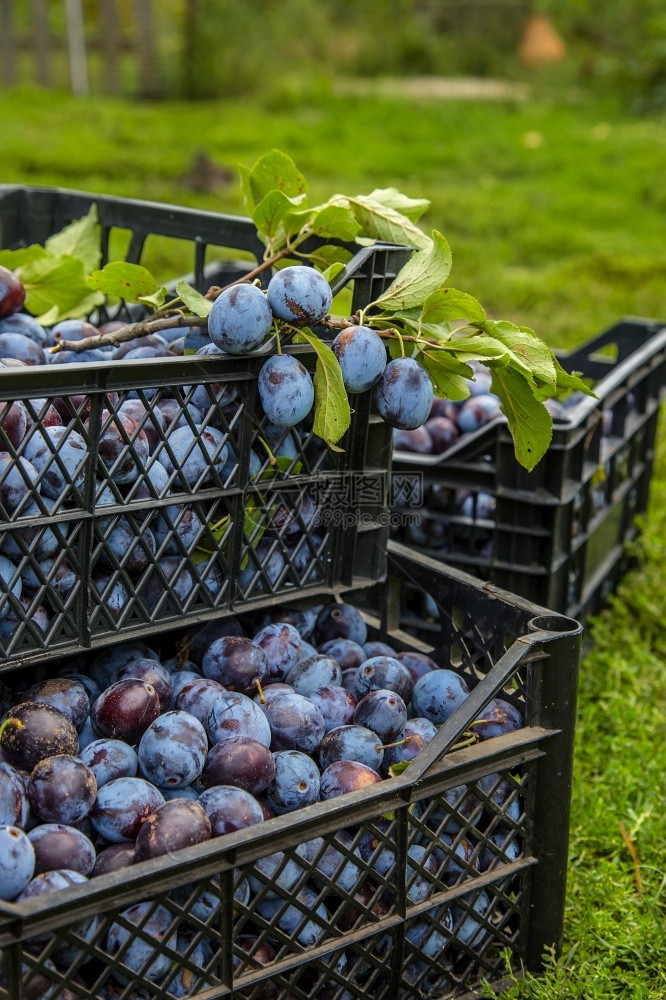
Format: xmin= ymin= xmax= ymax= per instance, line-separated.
xmin=1 ymin=83 xmax=665 ymax=998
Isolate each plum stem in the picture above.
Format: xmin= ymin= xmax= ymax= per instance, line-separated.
xmin=256 ymin=436 xmax=277 ymax=466
xmin=253 ymin=677 xmax=266 ymax=703
xmin=378 ymin=737 xmax=409 ymax=750
xmin=0 ymin=717 xmax=22 ymax=740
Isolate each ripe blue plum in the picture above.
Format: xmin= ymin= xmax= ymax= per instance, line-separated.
xmin=174 ymin=677 xmax=225 ymax=725
xmin=392 ymin=426 xmax=433 ymax=454
xmin=96 ymin=411 xmax=150 ymax=485
xmin=0 ymin=266 xmax=26 ymax=317
xmin=2 ymin=498 xmax=67 ymax=562
xmin=207 ymin=691 xmax=272 ymax=748
xmin=141 ymin=558 xmax=194 ymax=611
xmin=23 ymin=678 xmax=89 ymax=731
xmin=403 ymin=717 xmax=438 ymax=745
xmin=319 ymin=725 xmax=383 ymax=772
xmin=375 ymin=358 xmax=433 ymax=430
xmin=405 ymin=909 xmax=452 ymax=958
xmin=315 ymin=603 xmax=367 ymax=646
xmin=0 ymin=702 xmax=79 ymax=771
xmin=307 ymin=832 xmax=362 ymax=893
xmin=91 ymin=571 xmax=129 ymax=616
xmin=91 ymin=843 xmax=136 ymax=877
xmin=91 ymin=679 xmax=161 ymax=744
xmin=265 ymin=750 xmax=320 ymax=814
xmin=353 ymin=689 xmax=407 ymax=742
xmin=472 ymin=698 xmax=523 ymax=740
xmin=320 ymin=760 xmax=382 ymax=800
xmin=396 ymin=651 xmax=438 ymax=684
xmin=0 ymin=332 xmax=45 ymax=366
xmin=317 ymin=638 xmax=365 ymax=669
xmin=209 ymin=283 xmax=273 ymax=354
xmin=0 ymin=399 xmax=28 ymax=448
xmin=116 ymin=658 xmax=173 ymax=713
xmin=263 ymin=690 xmax=325 ymax=753
xmin=0 ymin=313 xmax=47 ymax=345
xmin=16 ymin=869 xmax=98 ymax=960
xmin=87 ymin=641 xmax=160 ymax=690
xmin=203 ymin=636 xmax=269 ymax=691
xmin=27 ymin=755 xmax=97 ymax=824
xmin=253 ymin=622 xmax=304 ymax=682
xmin=51 ymin=320 xmax=98 ymax=344
xmin=77 ymin=717 xmax=96 ymax=753
xmin=434 ymin=832 xmax=477 ymax=886
xmin=118 ymin=399 xmax=165 ymax=453
xmin=246 ymin=846 xmax=309 ymax=898
xmin=332 ymin=325 xmax=387 ymax=393
xmin=0 ymin=762 xmax=29 ymax=827
xmin=267 ymin=266 xmax=332 ymax=325
xmin=411 ymin=670 xmax=470 ymax=725
xmin=159 ymin=425 xmax=228 ymax=487
xmin=0 ymin=826 xmax=35 ymax=899
xmin=459 ymin=491 xmax=495 ymax=520
xmin=381 ymin=731 xmax=426 ymax=774
xmin=138 ymin=711 xmax=208 ymax=788
xmin=90 ymin=777 xmax=165 ymax=842
xmin=354 ymin=655 xmax=414 ymax=703
xmin=202 ymin=738 xmax=275 ymax=795
xmin=0 ymin=598 xmax=48 ymax=641
xmin=255 ymin=885 xmax=328 ymax=947
xmin=134 ymin=799 xmax=212 ymax=862
xmin=132 ymin=459 xmax=170 ymax=501
xmin=308 ymin=685 xmax=357 ymax=733
xmin=198 ymin=785 xmax=264 ymax=837
xmin=170 ymin=670 xmax=203 ymax=705
xmin=477 ymin=772 xmax=522 ymax=823
xmin=153 ymin=504 xmax=203 ymax=554
xmin=451 ymin=889 xmax=491 ymax=947
xmin=260 ymin=421 xmax=301 ymax=461
xmin=424 ymin=416 xmax=459 ymax=453
xmin=80 ymin=738 xmax=138 ymax=787
xmin=457 ymin=394 xmax=501 ymax=434
xmin=406 ymin=844 xmax=439 ymax=904
xmin=285 ymin=653 xmax=342 ymax=696
xmin=258 ymin=355 xmax=314 ymax=427
xmin=28 ymin=823 xmax=96 ymax=876
xmin=0 ymin=455 xmax=39 ymax=516
xmin=106 ymin=902 xmax=177 ymax=985
xmin=363 ymin=640 xmax=396 ymax=658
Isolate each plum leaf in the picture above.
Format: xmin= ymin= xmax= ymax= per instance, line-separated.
xmin=45 ymin=203 xmax=100 ymax=275
xmin=371 ymin=231 xmax=452 ymax=311
xmin=490 ymin=368 xmax=553 ymax=471
xmin=86 ymin=262 xmax=159 ymax=303
xmin=298 ymin=329 xmax=350 ymax=449
xmin=176 ymin=280 xmax=213 ymax=318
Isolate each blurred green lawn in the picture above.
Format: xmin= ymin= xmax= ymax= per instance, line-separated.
xmin=1 ymin=85 xmax=665 ymax=999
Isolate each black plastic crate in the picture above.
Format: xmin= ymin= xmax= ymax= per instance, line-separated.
xmin=0 ymin=186 xmax=411 ymax=672
xmin=0 ymin=543 xmax=582 ymax=1000
xmin=392 ymin=318 xmax=666 ymax=620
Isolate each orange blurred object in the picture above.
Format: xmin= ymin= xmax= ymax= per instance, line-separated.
xmin=520 ymin=14 xmax=567 ymax=68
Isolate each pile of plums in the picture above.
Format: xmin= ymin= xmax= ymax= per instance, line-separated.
xmin=0 ymin=600 xmax=525 ymax=995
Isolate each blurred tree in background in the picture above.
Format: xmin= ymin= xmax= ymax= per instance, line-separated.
xmin=0 ymin=0 xmax=664 ymax=110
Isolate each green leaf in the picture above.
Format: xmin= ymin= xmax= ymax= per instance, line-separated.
xmin=421 ymin=287 xmax=486 ymax=326
xmin=321 ymin=262 xmax=346 ymax=285
xmin=303 ymin=244 xmax=353 ymax=271
xmin=534 ymin=356 xmax=598 ymax=401
xmin=490 ymin=368 xmax=553 ymax=471
xmin=176 ymin=280 xmax=213 ymax=318
xmin=416 ymin=347 xmax=472 ymax=402
xmin=137 ymin=287 xmax=167 ymax=310
xmin=238 ymin=162 xmax=254 ymax=213
xmin=388 ymin=760 xmax=412 ymax=778
xmin=482 ymin=319 xmax=556 ymax=389
xmin=247 ymin=149 xmax=308 ymax=206
xmin=44 ymin=204 xmax=100 ymax=274
xmin=372 ymin=231 xmax=452 ymax=311
xmin=86 ymin=261 xmax=159 ymax=303
xmin=297 ymin=330 xmax=351 ymax=448
xmin=444 ymin=334 xmax=510 ymax=363
xmin=342 ymin=194 xmax=432 ymax=249
xmin=20 ymin=254 xmax=104 ymax=323
xmin=252 ymin=189 xmax=296 ymax=246
xmin=0 ymin=245 xmax=47 ymax=270
xmin=366 ymin=187 xmax=430 ymax=223
xmin=387 ymin=336 xmax=406 ymax=361
xmin=309 ymin=205 xmax=361 ymax=241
